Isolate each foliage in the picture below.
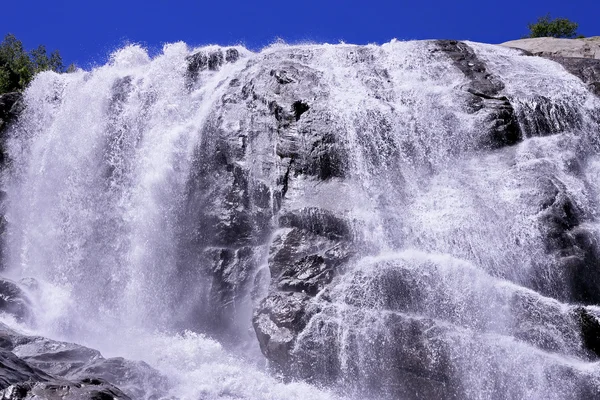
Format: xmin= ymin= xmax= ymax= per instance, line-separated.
xmin=525 ymin=14 xmax=581 ymax=39
xmin=0 ymin=33 xmax=70 ymax=94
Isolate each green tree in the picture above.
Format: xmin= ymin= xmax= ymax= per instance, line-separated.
xmin=0 ymin=33 xmax=68 ymax=94
xmin=49 ymin=50 xmax=64 ymax=72
xmin=30 ymin=45 xmax=50 ymax=72
xmin=525 ymin=14 xmax=581 ymax=39
xmin=0 ymin=34 xmax=33 ymax=93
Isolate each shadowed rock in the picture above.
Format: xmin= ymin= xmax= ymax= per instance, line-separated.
xmin=434 ymin=40 xmax=522 ymax=148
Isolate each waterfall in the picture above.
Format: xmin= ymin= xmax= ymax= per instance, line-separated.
xmin=1 ymin=39 xmax=600 ymax=399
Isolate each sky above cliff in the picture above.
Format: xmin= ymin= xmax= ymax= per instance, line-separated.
xmin=4 ymin=0 xmax=599 ymax=68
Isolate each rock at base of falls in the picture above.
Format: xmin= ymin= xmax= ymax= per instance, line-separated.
xmin=0 ymin=279 xmax=31 ymax=323
xmin=0 ymin=323 xmax=166 ymax=399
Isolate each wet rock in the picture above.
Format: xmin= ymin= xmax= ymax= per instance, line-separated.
xmin=254 ymin=207 xmax=354 ymax=369
xmin=527 ymin=177 xmax=600 ymax=305
xmin=186 ymin=49 xmax=226 ymax=84
xmin=270 ymin=69 xmax=295 ymax=85
xmin=0 ymin=348 xmax=52 ymax=390
xmin=514 ymin=95 xmax=582 ymax=137
xmin=0 ymin=278 xmax=31 ymax=322
xmin=290 ymin=309 xmax=455 ymax=400
xmin=225 ymin=48 xmax=239 ymax=63
xmin=574 ymin=307 xmax=600 ymax=359
xmin=0 ymin=379 xmax=132 ymax=400
xmin=550 ymin=57 xmax=600 ymax=97
xmin=434 ymin=40 xmax=522 ymax=148
xmin=253 ymin=291 xmax=316 ymax=368
xmin=279 ymin=207 xmax=351 ymax=241
xmin=0 ymin=323 xmax=164 ymax=399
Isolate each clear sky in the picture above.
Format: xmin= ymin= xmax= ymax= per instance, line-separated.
xmin=3 ymin=0 xmax=599 ymax=68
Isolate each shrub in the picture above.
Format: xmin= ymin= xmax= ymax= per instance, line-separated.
xmin=525 ymin=14 xmax=581 ymax=39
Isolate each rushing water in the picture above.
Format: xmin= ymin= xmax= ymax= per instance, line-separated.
xmin=2 ymin=40 xmax=600 ymax=399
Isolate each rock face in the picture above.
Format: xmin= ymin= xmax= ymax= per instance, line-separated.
xmin=0 ymin=278 xmax=31 ymax=322
xmin=500 ymin=38 xmax=600 ymax=99
xmin=244 ymin=41 xmax=600 ymax=399
xmin=435 ymin=40 xmax=522 ymax=147
xmin=550 ymin=57 xmax=600 ymax=97
xmin=0 ymin=322 xmax=166 ymax=399
xmin=501 ymin=37 xmax=600 ymax=59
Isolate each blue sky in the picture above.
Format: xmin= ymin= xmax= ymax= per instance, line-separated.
xmin=3 ymin=0 xmax=599 ymax=68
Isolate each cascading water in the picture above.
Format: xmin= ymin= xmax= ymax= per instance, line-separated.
xmin=1 ymin=39 xmax=600 ymax=399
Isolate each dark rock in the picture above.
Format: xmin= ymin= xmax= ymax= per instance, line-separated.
xmin=186 ymin=49 xmax=225 ymax=84
xmin=253 ymin=291 xmax=316 ymax=368
xmin=292 ymin=100 xmax=309 ymax=121
xmin=513 ymin=95 xmax=582 ymax=137
xmin=574 ymin=307 xmax=600 ymax=359
xmin=0 ymin=348 xmax=52 ymax=390
xmin=270 ymin=69 xmax=296 ymax=85
xmin=434 ymin=40 xmax=522 ymax=148
xmin=254 ymin=207 xmax=354 ymax=370
xmin=549 ymin=57 xmax=600 ymax=97
xmin=0 ymin=379 xmax=132 ymax=400
xmin=526 ymin=177 xmax=600 ymax=305
xmin=225 ymin=48 xmax=239 ymax=63
xmin=435 ymin=40 xmax=504 ymax=95
xmin=0 ymin=323 xmax=164 ymax=399
xmin=0 ymin=278 xmax=31 ymax=322
xmin=279 ymin=207 xmax=351 ymax=241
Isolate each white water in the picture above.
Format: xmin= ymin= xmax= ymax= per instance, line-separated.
xmin=2 ymin=39 xmax=600 ymax=399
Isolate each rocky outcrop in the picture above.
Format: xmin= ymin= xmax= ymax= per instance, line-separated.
xmin=0 ymin=322 xmax=166 ymax=399
xmin=549 ymin=57 xmax=600 ymax=97
xmin=434 ymin=40 xmax=522 ymax=148
xmin=501 ymin=37 xmax=600 ymax=59
xmin=248 ymin=41 xmax=600 ymax=399
xmin=500 ymin=38 xmax=600 ymax=99
xmin=0 ymin=278 xmax=31 ymax=323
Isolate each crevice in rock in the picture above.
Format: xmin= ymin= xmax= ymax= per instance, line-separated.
xmin=292 ymin=100 xmax=309 ymax=121
xmin=574 ymin=307 xmax=600 ymax=359
xmin=281 ymin=158 xmax=294 ymax=199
